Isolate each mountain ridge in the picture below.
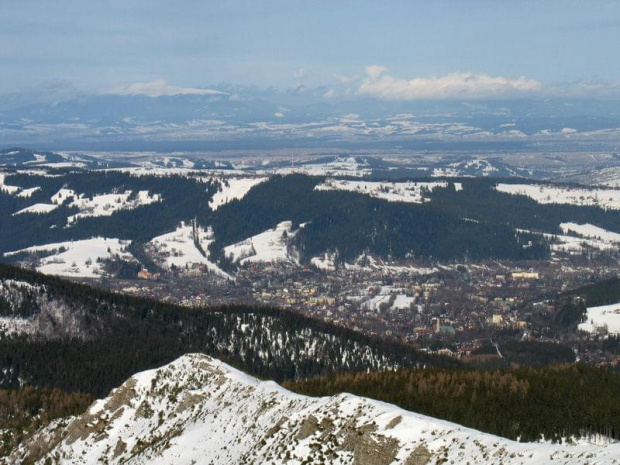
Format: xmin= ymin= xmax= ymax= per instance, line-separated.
xmin=8 ymin=353 xmax=620 ymax=465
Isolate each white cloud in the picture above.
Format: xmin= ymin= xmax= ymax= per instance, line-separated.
xmin=357 ymin=66 xmax=542 ymax=100
xmin=323 ymin=88 xmax=336 ymax=99
xmin=334 ymin=74 xmax=361 ymax=84
xmin=108 ymin=79 xmax=225 ymax=97
xmin=364 ymin=65 xmax=388 ymax=81
xmin=292 ymin=68 xmax=309 ymax=82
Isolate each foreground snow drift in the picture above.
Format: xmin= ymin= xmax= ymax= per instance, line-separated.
xmin=11 ymin=354 xmax=620 ymax=464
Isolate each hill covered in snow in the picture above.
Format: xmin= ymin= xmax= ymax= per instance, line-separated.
xmin=8 ymin=354 xmax=620 ymax=465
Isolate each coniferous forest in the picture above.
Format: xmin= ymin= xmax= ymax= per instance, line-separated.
xmin=10 ymin=171 xmax=620 ymax=263
xmin=285 ymin=364 xmax=620 ymax=443
xmin=5 ymin=170 xmax=620 ymax=267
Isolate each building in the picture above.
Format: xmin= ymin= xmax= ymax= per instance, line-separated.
xmin=511 ymin=272 xmax=539 ymax=280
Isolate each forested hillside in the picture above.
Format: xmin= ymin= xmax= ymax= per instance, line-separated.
xmin=0 ymin=170 xmax=219 ymax=253
xmin=286 ymin=363 xmax=620 ymax=443
xmin=566 ymin=276 xmax=620 ymax=307
xmin=4 ymin=166 xmax=620 ymax=267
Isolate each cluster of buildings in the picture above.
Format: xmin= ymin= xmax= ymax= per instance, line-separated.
xmin=96 ymin=247 xmax=620 ymax=364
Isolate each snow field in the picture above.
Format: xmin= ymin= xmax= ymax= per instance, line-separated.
xmin=149 ymin=222 xmax=230 ymax=278
xmin=579 ymin=303 xmax=620 ymax=335
xmin=208 ymin=176 xmax=267 ymax=210
xmin=223 ymin=221 xmax=298 ymax=265
xmin=4 ymin=238 xmax=134 ymax=278
xmin=315 ymin=179 xmax=448 ymax=204
xmin=13 ymin=203 xmax=58 ymax=215
xmin=496 ymin=183 xmax=620 ymax=210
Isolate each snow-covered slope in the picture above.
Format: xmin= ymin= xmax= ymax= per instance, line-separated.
xmin=315 ymin=179 xmax=447 ymax=204
xmin=10 ymin=354 xmax=620 ymax=465
xmin=579 ymin=303 xmax=620 ymax=335
xmin=496 ymin=183 xmax=620 ymax=210
xmin=4 ymin=238 xmax=134 ymax=278
xmin=560 ymin=223 xmax=620 ymax=244
xmin=208 ymin=176 xmax=267 ymax=210
xmin=13 ymin=203 xmax=58 ymax=215
xmin=223 ymin=221 xmax=299 ymax=265
xmin=149 ymin=222 xmax=230 ymax=278
xmin=65 ymin=190 xmax=161 ymax=224
xmin=0 ymin=173 xmax=21 ymax=194
xmin=0 ymin=278 xmax=106 ymax=339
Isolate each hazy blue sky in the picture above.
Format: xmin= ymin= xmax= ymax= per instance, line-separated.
xmin=2 ymin=0 xmax=620 ymax=98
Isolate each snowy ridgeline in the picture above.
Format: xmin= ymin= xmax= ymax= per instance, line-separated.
xmin=496 ymin=183 xmax=620 ymax=210
xmin=11 ymin=354 xmax=620 ymax=465
xmin=579 ymin=303 xmax=620 ymax=336
xmin=315 ymin=179 xmax=454 ymax=204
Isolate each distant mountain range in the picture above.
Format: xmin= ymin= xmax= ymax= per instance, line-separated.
xmin=1 ymin=88 xmax=620 ymax=150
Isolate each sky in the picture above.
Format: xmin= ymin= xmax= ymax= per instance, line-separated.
xmin=2 ymin=0 xmax=620 ymax=100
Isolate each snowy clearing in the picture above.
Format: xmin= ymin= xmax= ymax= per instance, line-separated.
xmin=208 ymin=176 xmax=267 ymax=210
xmin=496 ymin=183 xmax=620 ymax=210
xmin=4 ymin=238 xmax=134 ymax=278
xmin=224 ymin=221 xmax=298 ymax=265
xmin=50 ymin=187 xmax=161 ymax=223
xmin=360 ymin=286 xmax=416 ymax=312
xmin=13 ymin=203 xmax=59 ymax=215
xmin=560 ymin=223 xmax=620 ymax=244
xmin=311 ymin=253 xmax=337 ymax=271
xmin=50 ymin=188 xmax=77 ymax=204
xmin=0 ymin=173 xmax=21 ymax=194
xmin=15 ymin=186 xmax=41 ymax=198
xmin=579 ymin=303 xmax=620 ymax=335
xmin=315 ymin=179 xmax=448 ymax=203
xmin=66 ymin=190 xmax=161 ymax=223
xmin=149 ymin=222 xmax=230 ymax=278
